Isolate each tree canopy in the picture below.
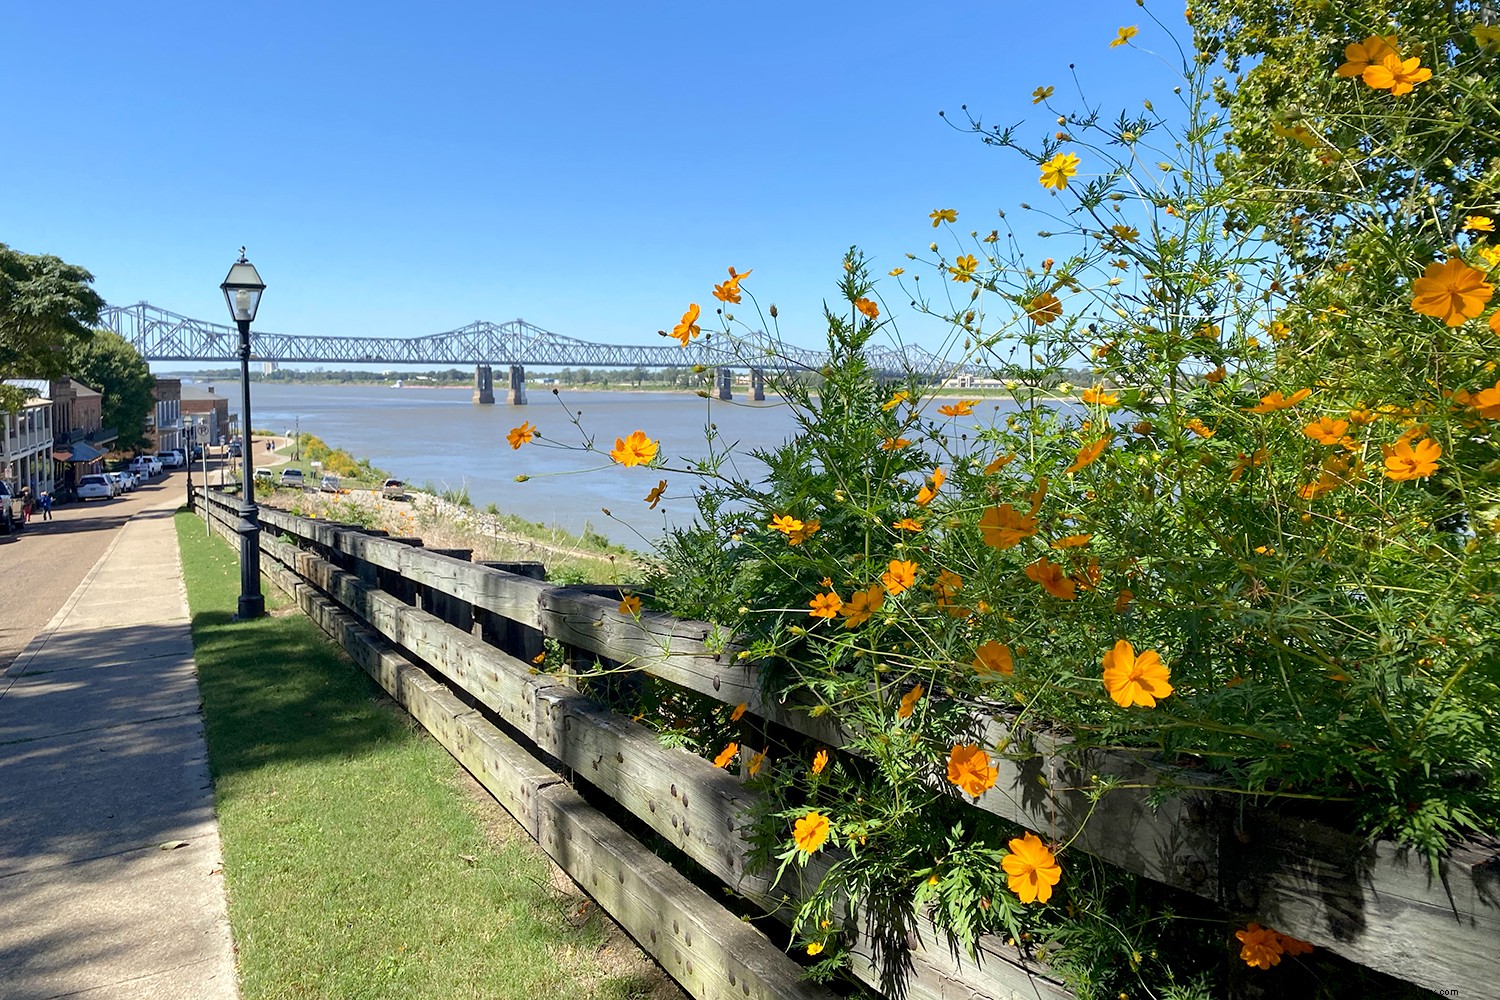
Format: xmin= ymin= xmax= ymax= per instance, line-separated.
xmin=0 ymin=243 xmax=103 ymax=413
xmin=70 ymin=329 xmax=156 ymax=451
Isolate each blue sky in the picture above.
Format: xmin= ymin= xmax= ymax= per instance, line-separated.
xmin=2 ymin=2 xmax=1190 ymax=361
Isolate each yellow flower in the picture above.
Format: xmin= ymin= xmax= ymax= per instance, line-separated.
xmin=1027 ymin=292 xmax=1063 ymax=325
xmin=618 ymin=595 xmax=641 ymax=615
xmin=914 ymin=467 xmax=945 ymax=506
xmin=973 ymin=640 xmax=1014 ymax=678
xmin=1362 ymin=53 xmax=1432 ymax=96
xmin=1236 ymin=923 xmax=1284 ymax=970
xmin=880 ymin=390 xmax=909 ymax=412
xmin=808 ymin=591 xmax=843 ymax=619
xmin=1184 ymin=417 xmax=1216 ymax=439
xmin=770 ymin=513 xmax=805 ymax=536
xmin=1002 ymin=832 xmax=1061 ymax=904
xmin=983 ymin=454 xmax=1016 ymax=474
xmin=643 ymin=479 xmax=667 ymax=509
xmin=880 ymin=437 xmax=911 ymax=451
xmin=1110 ymin=25 xmax=1138 ymax=48
xmin=1101 ymin=639 xmax=1173 ymax=708
xmin=730 ymin=702 xmax=748 ymax=721
xmin=710 ymin=266 xmax=752 ymax=305
xmin=670 ymin=303 xmax=702 ymax=346
xmin=1411 ymin=259 xmax=1494 ymax=325
xmin=811 ymin=749 xmax=829 ymax=774
xmin=840 ymin=584 xmax=885 ymax=628
xmin=950 ymin=254 xmax=979 ymax=282
xmin=1474 ymin=25 xmax=1500 ymax=50
xmin=788 ymin=519 xmax=820 ymax=545
xmin=1051 ymin=533 xmax=1092 ymax=549
xmin=938 ymin=399 xmax=978 ymax=417
xmin=1065 ymin=435 xmax=1110 ymax=474
xmin=713 ymin=742 xmax=739 ymax=768
xmin=1463 ymin=215 xmax=1495 ymax=233
xmin=1478 ymin=245 xmax=1500 ymax=269
xmin=946 ymin=744 xmax=998 ymax=798
xmin=792 ymin=810 xmax=830 ymax=853
xmin=1246 ymin=388 xmax=1312 ymax=413
xmin=1382 ymin=437 xmax=1441 ymax=480
xmin=806 ymin=941 xmax=824 ymax=956
xmin=929 ymin=208 xmax=958 ymax=227
xmin=855 ymin=297 xmax=880 ymax=319
xmin=1302 ymin=416 xmax=1351 ymax=445
xmin=506 ymin=422 xmax=537 ymax=449
xmin=897 ymin=683 xmax=924 ymax=719
xmin=1108 ymin=224 xmax=1139 ymax=244
xmin=1468 ymin=379 xmax=1500 ymax=419
xmin=888 ymin=266 xmax=905 ymax=276
xmin=892 ymin=517 xmax=924 ymax=532
xmin=1039 ymin=152 xmax=1080 ymax=190
xmin=1026 ymin=557 xmax=1076 ymax=601
xmin=606 ymin=429 xmax=660 ymax=467
xmin=882 ymin=559 xmax=918 ymax=596
xmin=978 ymin=503 xmax=1039 ymax=549
xmin=1080 ymin=385 xmax=1118 ymax=406
xmin=747 ymin=748 xmax=767 ymax=776
xmin=1335 ymin=35 xmax=1397 ymax=77
xmin=1032 ymin=85 xmax=1054 ymax=103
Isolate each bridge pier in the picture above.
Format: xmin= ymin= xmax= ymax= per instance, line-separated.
xmin=472 ymin=365 xmax=495 ymax=405
xmin=507 ymin=364 xmax=527 ymax=405
xmin=749 ymin=367 xmax=765 ymax=402
xmin=715 ymin=368 xmax=733 ymax=401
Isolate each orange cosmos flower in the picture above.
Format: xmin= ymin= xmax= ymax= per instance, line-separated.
xmin=1303 ymin=416 xmax=1350 ymax=445
xmin=892 ymin=517 xmax=924 ymax=532
xmin=1335 ymin=34 xmax=1397 ymax=76
xmin=1114 ymin=588 xmax=1135 ymax=613
xmin=984 ymin=453 xmax=1016 ymax=474
xmin=1348 ymin=407 xmax=1378 ymax=426
xmin=855 ymin=297 xmax=880 ymax=319
xmin=880 ymin=437 xmax=911 ymax=451
xmin=1032 ymin=85 xmax=1054 ymax=103
xmin=880 ymin=390 xmax=909 ymax=412
xmin=507 ymin=422 xmax=537 ymax=449
xmin=618 ymin=595 xmax=641 ymax=615
xmin=973 ymin=640 xmax=1014 ymax=678
xmin=711 ymin=266 xmax=752 ymax=305
xmin=897 ymin=683 xmax=924 ymax=719
xmin=1235 ymin=923 xmax=1284 ymax=970
xmin=1039 ymin=152 xmax=1080 ymax=190
xmin=793 ymin=810 xmax=830 ymax=853
xmin=770 ymin=514 xmax=804 ymax=536
xmin=915 ymin=467 xmax=945 ymax=506
xmin=931 ymin=568 xmax=963 ymax=601
xmin=670 ymin=303 xmax=702 ymax=345
xmin=609 ymin=430 xmax=659 ymax=466
xmin=979 ymin=503 xmax=1039 ymax=549
xmin=730 ymin=702 xmax=748 ymax=721
xmin=1228 ymin=449 xmax=1268 ymax=483
xmin=1065 ymin=435 xmax=1110 ymax=474
xmin=811 ymin=749 xmax=829 ymax=775
xmin=747 ymin=748 xmax=767 ymax=776
xmin=1101 ymin=639 xmax=1173 ymax=708
xmin=1027 ymin=292 xmax=1063 ymax=325
xmin=1184 ymin=418 xmax=1215 ymax=439
xmin=882 ymin=559 xmax=918 ymax=596
xmin=788 ymin=520 xmax=820 ymax=545
xmin=840 ymin=585 xmax=884 ymax=628
xmin=1204 ymin=366 xmax=1227 ymax=383
xmin=1002 ymin=832 xmax=1061 ymax=904
xmin=1109 ymin=25 xmax=1138 ymax=48
xmin=1464 ymin=215 xmax=1495 ymax=233
xmin=1469 ymin=379 xmax=1500 ymax=418
xmin=1026 ymin=557 xmax=1076 ymax=600
xmin=1246 ymin=388 xmax=1312 ymax=413
xmin=929 ymin=208 xmax=958 ymax=227
xmin=1382 ymin=437 xmax=1441 ymax=480
xmin=1051 ymin=533 xmax=1092 ymax=548
xmin=1276 ymin=930 xmax=1315 ymax=956
xmin=1081 ymin=385 xmax=1119 ymax=406
xmin=937 ymin=399 xmax=979 ymax=417
xmin=1362 ymin=53 xmax=1432 ymax=95
xmin=946 ymin=744 xmax=998 ymax=798
xmin=1411 ymin=259 xmax=1494 ymax=326
xmin=950 ymin=254 xmax=979 ymax=282
xmin=808 ymin=591 xmax=843 ymax=619
xmin=713 ymin=742 xmax=739 ymax=768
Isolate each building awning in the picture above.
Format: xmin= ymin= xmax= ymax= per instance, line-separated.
xmin=55 ymin=441 xmax=106 ymax=463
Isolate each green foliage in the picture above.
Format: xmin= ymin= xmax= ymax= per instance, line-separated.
xmin=0 ymin=242 xmax=103 ymax=413
xmin=69 ymin=328 xmax=155 ymax=450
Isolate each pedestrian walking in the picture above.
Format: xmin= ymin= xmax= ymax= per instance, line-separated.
xmin=38 ymin=491 xmax=52 ymax=520
xmin=19 ymin=486 xmax=32 ymax=523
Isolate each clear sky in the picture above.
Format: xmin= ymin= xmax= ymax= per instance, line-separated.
xmin=2 ymin=2 xmax=1191 ymax=361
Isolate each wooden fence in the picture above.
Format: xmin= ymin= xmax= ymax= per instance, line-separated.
xmin=193 ymin=488 xmax=1498 ymax=1000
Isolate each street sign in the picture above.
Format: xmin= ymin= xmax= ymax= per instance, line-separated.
xmin=195 ymin=422 xmax=210 ymax=444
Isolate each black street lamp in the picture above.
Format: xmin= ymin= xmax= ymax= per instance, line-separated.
xmin=221 ymin=248 xmax=266 ymax=620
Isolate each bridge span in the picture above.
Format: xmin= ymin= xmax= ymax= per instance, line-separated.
xmin=97 ymin=302 xmax=961 ymax=403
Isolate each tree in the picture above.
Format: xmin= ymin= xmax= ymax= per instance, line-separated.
xmin=0 ymin=243 xmax=104 ymax=413
xmin=70 ymin=329 xmax=156 ymax=451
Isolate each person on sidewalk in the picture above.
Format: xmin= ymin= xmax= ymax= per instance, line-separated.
xmin=38 ymin=491 xmax=53 ymax=520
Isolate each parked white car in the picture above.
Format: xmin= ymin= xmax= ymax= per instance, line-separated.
xmin=128 ymin=457 xmax=157 ymax=479
xmin=104 ymin=472 xmax=129 ymax=494
xmin=319 ymin=474 xmax=340 ymax=493
xmin=76 ymin=474 xmax=114 ymax=500
xmin=155 ymin=450 xmax=185 ymax=469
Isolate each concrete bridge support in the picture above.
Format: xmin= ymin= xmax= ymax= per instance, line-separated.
xmin=715 ymin=368 xmax=733 ymax=401
xmin=507 ymin=365 xmax=528 ymax=405
xmin=749 ymin=367 xmax=766 ymax=402
xmin=472 ymin=365 xmax=495 ymax=405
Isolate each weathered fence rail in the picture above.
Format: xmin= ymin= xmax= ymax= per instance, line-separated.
xmin=196 ymin=488 xmax=1499 ymax=1000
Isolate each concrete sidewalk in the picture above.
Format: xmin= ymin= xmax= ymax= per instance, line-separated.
xmin=0 ymin=496 xmax=237 ymax=999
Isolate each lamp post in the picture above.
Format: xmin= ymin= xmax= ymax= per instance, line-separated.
xmin=221 ymin=248 xmax=266 ymax=620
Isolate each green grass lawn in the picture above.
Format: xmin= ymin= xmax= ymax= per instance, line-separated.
xmin=175 ymin=511 xmax=662 ymax=1000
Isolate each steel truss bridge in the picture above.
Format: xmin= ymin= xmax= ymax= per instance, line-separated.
xmin=97 ymin=302 xmax=960 ymax=376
